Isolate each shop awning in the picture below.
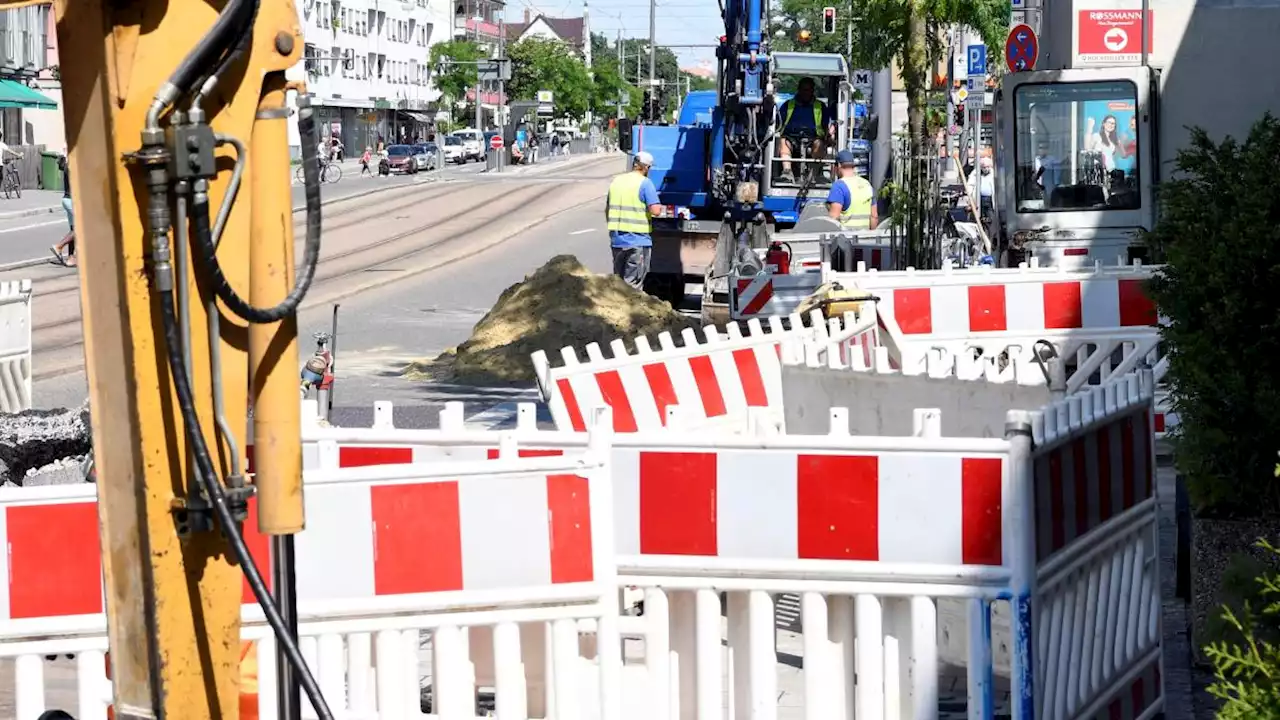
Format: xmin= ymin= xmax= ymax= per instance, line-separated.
xmin=0 ymin=80 xmax=56 ymax=110
xmin=399 ymin=110 xmax=432 ymax=124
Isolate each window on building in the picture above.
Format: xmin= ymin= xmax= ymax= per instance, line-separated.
xmin=1013 ymin=80 xmax=1141 ymax=213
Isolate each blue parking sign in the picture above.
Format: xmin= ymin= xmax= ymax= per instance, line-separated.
xmin=967 ymin=44 xmax=987 ymax=76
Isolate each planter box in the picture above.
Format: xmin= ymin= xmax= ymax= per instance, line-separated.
xmin=1190 ymin=508 xmax=1280 ymax=663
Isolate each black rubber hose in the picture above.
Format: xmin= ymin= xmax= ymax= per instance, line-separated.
xmin=194 ymin=101 xmax=322 ymax=324
xmin=158 ymin=273 xmax=335 ymax=720
xmin=192 ymin=0 xmax=261 ymax=103
xmin=161 ymin=0 xmax=255 ymax=104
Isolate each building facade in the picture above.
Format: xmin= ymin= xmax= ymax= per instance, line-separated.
xmin=453 ymin=0 xmax=504 ymax=128
xmin=287 ymin=0 xmax=452 ymax=155
xmin=2 ymin=5 xmax=59 ymax=150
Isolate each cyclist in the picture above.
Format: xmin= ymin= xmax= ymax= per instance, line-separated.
xmin=0 ymin=131 xmax=23 ymax=186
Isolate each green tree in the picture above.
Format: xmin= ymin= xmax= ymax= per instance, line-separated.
xmin=507 ymin=36 xmax=594 ymax=120
xmin=430 ymin=39 xmax=484 ymax=103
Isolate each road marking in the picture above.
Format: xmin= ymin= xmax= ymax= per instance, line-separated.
xmin=0 ymin=219 xmax=63 ymax=234
xmin=569 ymin=228 xmax=596 ymax=235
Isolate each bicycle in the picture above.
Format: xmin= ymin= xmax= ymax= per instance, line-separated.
xmin=2 ymin=159 xmax=21 ymax=199
xmin=294 ymin=158 xmax=342 ymax=185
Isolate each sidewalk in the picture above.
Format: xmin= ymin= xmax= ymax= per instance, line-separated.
xmin=495 ymin=149 xmax=621 ymax=177
xmin=0 ymin=189 xmax=65 ymax=221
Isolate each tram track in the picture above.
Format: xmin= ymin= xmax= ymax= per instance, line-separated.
xmin=18 ymin=176 xmax=602 ymax=381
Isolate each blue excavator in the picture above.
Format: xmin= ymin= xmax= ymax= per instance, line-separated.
xmin=620 ymin=0 xmax=877 ymax=312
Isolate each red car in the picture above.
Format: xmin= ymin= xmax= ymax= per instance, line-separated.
xmin=384 ymin=144 xmax=419 ymax=174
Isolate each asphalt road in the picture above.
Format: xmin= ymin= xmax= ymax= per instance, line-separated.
xmin=0 ymin=157 xmax=498 ymax=268
xmin=22 ymin=153 xmax=623 ymax=421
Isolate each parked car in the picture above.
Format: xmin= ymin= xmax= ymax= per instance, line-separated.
xmin=411 ymin=144 xmax=437 ymax=171
xmin=384 ymin=144 xmax=418 ymax=174
xmin=450 ymin=129 xmax=484 ymax=162
xmin=442 ymin=135 xmax=466 ymax=164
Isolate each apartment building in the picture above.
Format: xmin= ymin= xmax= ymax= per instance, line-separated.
xmin=288 ymin=0 xmax=452 ymax=154
xmin=454 ymin=0 xmax=504 ymax=127
xmin=0 ymin=5 xmax=60 ymax=149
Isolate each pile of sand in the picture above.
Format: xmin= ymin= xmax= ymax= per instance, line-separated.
xmin=407 ymin=255 xmax=698 ymax=384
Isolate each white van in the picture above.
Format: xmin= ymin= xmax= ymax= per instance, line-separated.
xmin=449 ymin=129 xmax=484 ymax=163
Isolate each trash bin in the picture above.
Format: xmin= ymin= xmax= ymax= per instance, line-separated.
xmin=40 ymin=152 xmax=62 ymax=192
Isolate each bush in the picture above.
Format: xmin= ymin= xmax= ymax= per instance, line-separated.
xmin=1206 ymin=539 xmax=1280 ymax=717
xmin=1144 ymin=113 xmax=1280 ymax=518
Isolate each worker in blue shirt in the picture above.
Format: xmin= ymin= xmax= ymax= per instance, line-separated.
xmin=777 ymin=77 xmax=836 ymax=183
xmin=826 ymin=150 xmax=878 ymax=229
xmin=606 ymin=151 xmax=663 ymax=288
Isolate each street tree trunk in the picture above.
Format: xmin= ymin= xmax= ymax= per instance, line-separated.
xmin=901 ymin=1 xmax=930 ymax=267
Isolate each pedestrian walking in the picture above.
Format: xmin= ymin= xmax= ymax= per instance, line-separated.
xmin=606 ymin=151 xmax=662 ymax=289
xmin=551 ymin=133 xmax=561 ymax=156
xmin=360 ymin=146 xmax=373 ymax=177
xmin=50 ymin=154 xmax=75 ymax=267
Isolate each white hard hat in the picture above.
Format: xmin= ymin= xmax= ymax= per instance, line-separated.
xmin=634 ymin=151 xmax=654 ymax=167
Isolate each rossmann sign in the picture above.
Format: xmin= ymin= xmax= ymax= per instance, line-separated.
xmin=1075 ymin=8 xmax=1155 ymax=65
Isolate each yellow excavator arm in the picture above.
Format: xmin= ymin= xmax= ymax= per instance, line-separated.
xmin=13 ymin=0 xmax=320 ymax=716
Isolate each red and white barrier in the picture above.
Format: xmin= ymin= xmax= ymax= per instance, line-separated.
xmin=836 ymin=262 xmax=1159 ymax=338
xmin=531 ymin=314 xmax=815 ymax=434
xmin=1029 ymin=369 xmax=1163 ymax=719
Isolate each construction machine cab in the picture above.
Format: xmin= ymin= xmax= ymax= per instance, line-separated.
xmin=766 ymin=52 xmax=851 ymax=197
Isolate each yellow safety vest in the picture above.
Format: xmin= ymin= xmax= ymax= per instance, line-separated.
xmin=783 ymin=100 xmax=826 ymax=138
xmin=607 ymin=172 xmax=651 ymax=234
xmin=835 ymin=176 xmax=875 ymax=229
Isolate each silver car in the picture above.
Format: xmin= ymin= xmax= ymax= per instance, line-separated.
xmin=410 ymin=144 xmax=436 ymax=172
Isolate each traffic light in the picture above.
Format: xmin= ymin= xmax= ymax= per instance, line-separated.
xmin=822 ymin=7 xmax=836 ymax=34
xmin=953 ymin=103 xmax=966 ymax=128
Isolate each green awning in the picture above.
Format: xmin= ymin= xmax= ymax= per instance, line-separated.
xmin=0 ymin=80 xmax=56 ymax=110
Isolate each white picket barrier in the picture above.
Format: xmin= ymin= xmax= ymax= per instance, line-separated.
xmin=1028 ymin=369 xmax=1163 ymax=718
xmin=283 ymin=398 xmax=1039 ymax=719
xmin=0 ymin=278 xmax=32 ymax=412
xmin=0 ymin=419 xmax=620 ymax=720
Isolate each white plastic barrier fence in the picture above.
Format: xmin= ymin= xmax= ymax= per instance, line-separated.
xmin=532 ymin=313 xmax=832 ymax=435
xmin=1028 ymin=369 xmax=1163 ymax=718
xmin=281 ymin=398 xmax=1039 ymax=719
xmin=0 ymin=421 xmax=620 ymax=720
xmin=0 ymin=278 xmax=32 ymax=412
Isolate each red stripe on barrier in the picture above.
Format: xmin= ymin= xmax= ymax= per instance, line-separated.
xmin=371 ymin=482 xmax=464 ymax=594
xmin=639 ymin=452 xmax=717 ymax=555
xmin=642 ymin=361 xmax=680 ymax=425
xmin=341 ymin=446 xmax=413 ymax=467
xmin=555 ymin=377 xmax=587 ymax=432
xmin=1043 ymin=281 xmax=1083 ymax=329
xmin=797 ymin=454 xmax=878 ymax=561
xmin=688 ymin=355 xmax=728 ymax=417
xmin=8 ymin=502 xmax=102 ymax=618
xmin=241 ymin=497 xmax=272 ymax=604
xmin=1097 ymin=425 xmax=1113 ymax=522
xmin=1154 ymin=412 xmax=1166 ymax=433
xmin=732 ymin=348 xmax=769 ymax=406
xmin=968 ymin=285 xmax=1008 ymax=333
xmin=594 ymin=370 xmax=638 ymax=432
xmin=1121 ymin=417 xmax=1136 ymax=509
xmin=1118 ymin=278 xmax=1157 ymax=327
xmin=961 ymin=457 xmax=1002 ymax=565
xmin=1140 ymin=410 xmax=1153 ymax=499
xmin=895 ymin=288 xmax=933 ymax=334
xmin=1048 ymin=449 xmax=1065 ymax=555
xmin=547 ymin=473 xmax=594 ymax=583
xmin=1073 ymin=438 xmax=1089 ymax=540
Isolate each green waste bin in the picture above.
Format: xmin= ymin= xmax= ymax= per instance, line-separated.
xmin=41 ymin=152 xmax=62 ymax=192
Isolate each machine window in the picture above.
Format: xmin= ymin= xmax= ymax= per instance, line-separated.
xmin=1013 ymin=80 xmax=1140 ymax=212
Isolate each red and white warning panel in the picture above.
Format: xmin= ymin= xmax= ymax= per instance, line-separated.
xmin=1076 ymin=9 xmax=1154 ymax=65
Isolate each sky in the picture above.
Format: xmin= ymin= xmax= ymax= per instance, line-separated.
xmin=503 ymin=0 xmax=723 ymax=67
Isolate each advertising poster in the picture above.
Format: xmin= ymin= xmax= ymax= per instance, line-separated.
xmin=1080 ymin=99 xmax=1137 ymax=173
xmin=1076 ymin=9 xmax=1154 ymax=65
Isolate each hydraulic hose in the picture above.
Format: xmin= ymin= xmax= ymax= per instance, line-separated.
xmin=147 ymin=0 xmax=255 ymax=123
xmin=192 ymin=0 xmax=262 ymax=107
xmin=158 ymin=202 xmax=335 ymax=720
xmin=194 ymin=100 xmax=322 ymax=323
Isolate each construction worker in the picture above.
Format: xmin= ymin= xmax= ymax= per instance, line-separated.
xmin=826 ymin=150 xmax=878 ymax=230
xmin=606 ymin=150 xmax=663 ymax=289
xmin=777 ymin=77 xmax=836 ymax=183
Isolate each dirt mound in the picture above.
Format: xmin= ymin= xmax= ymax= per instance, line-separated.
xmin=413 ymin=255 xmax=698 ymax=383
